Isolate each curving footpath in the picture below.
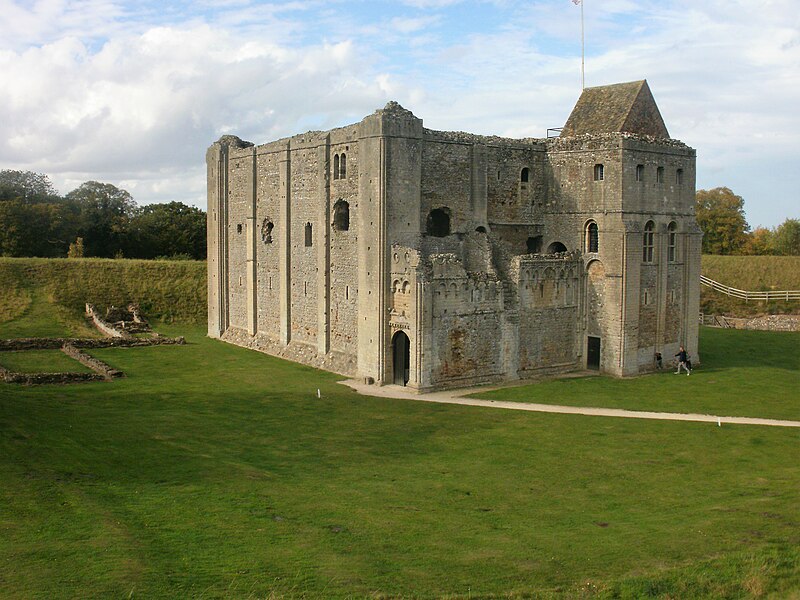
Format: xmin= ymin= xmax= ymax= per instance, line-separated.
xmin=340 ymin=380 xmax=800 ymax=428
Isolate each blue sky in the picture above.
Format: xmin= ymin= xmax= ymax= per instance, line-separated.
xmin=1 ymin=0 xmax=798 ymax=227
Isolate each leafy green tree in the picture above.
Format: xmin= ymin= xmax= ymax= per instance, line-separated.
xmin=695 ymin=187 xmax=750 ymax=255
xmin=0 ymin=170 xmax=60 ymax=204
xmin=126 ymin=201 xmax=206 ymax=260
xmin=65 ymin=181 xmax=136 ymax=257
xmin=0 ymin=201 xmax=76 ymax=257
xmin=772 ymin=218 xmax=800 ymax=256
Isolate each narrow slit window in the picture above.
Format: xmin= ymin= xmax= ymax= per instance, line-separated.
xmin=636 ymin=164 xmax=644 ymax=182
xmin=676 ymin=169 xmax=684 ymax=185
xmin=333 ymin=154 xmax=340 ymax=180
xmin=656 ymin=166 xmax=664 ymax=183
xmin=340 ymin=153 xmax=347 ymax=179
xmin=305 ymin=222 xmax=313 ymax=247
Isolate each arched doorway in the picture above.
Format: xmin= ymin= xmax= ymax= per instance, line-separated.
xmin=547 ymin=241 xmax=567 ymax=253
xmin=392 ymin=331 xmax=410 ymax=386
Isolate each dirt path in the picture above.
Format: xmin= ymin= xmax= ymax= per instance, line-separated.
xmin=340 ymin=380 xmax=800 ymax=428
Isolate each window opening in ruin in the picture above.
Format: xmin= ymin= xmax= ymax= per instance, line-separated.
xmin=304 ymin=281 xmax=308 ymax=297
xmin=636 ymin=164 xmax=644 ymax=182
xmin=643 ymin=220 xmax=655 ymax=262
xmin=527 ymin=236 xmax=543 ymax=253
xmin=476 ymin=226 xmax=487 ymax=234
xmin=497 ymin=170 xmax=501 ymax=180
xmin=548 ymin=241 xmax=567 ymax=253
xmin=345 ymin=286 xmax=349 ymax=300
xmin=643 ymin=289 xmax=650 ymax=305
xmin=668 ymin=221 xmax=677 ymax=262
xmin=305 ymin=222 xmax=313 ymax=247
xmin=585 ymin=221 xmax=599 ymax=253
xmin=676 ymin=169 xmax=684 ymax=185
xmin=237 ymin=224 xmax=243 ymax=234
xmin=656 ymin=166 xmax=664 ymax=183
xmin=594 ymin=164 xmax=604 ymax=181
xmin=261 ymin=219 xmax=274 ymax=243
xmin=340 ymin=153 xmax=347 ymax=179
xmin=333 ymin=200 xmax=350 ymax=231
xmin=333 ymin=154 xmax=340 ymax=180
xmin=426 ymin=208 xmax=451 ymax=237
xmin=520 ymin=167 xmax=530 ymax=183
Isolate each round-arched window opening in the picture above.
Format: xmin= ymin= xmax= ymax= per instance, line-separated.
xmin=426 ymin=208 xmax=451 ymax=237
xmin=520 ymin=167 xmax=530 ymax=183
xmin=475 ymin=226 xmax=487 ymax=234
xmin=585 ymin=221 xmax=599 ymax=253
xmin=527 ymin=236 xmax=543 ymax=254
xmin=548 ymin=241 xmax=567 ymax=254
xmin=333 ymin=200 xmax=350 ymax=231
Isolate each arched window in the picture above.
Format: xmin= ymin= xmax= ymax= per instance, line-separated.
xmin=643 ymin=221 xmax=655 ymax=262
xmin=333 ymin=154 xmax=340 ymax=180
xmin=426 ymin=208 xmax=450 ymax=237
xmin=668 ymin=222 xmax=677 ymax=262
xmin=305 ymin=222 xmax=313 ymax=247
xmin=548 ymin=241 xmax=567 ymax=254
xmin=475 ymin=226 xmax=487 ymax=234
xmin=333 ymin=200 xmax=349 ymax=231
xmin=527 ymin=236 xmax=542 ymax=254
xmin=520 ymin=167 xmax=530 ymax=183
xmin=585 ymin=221 xmax=599 ymax=253
xmin=340 ymin=153 xmax=347 ymax=179
xmin=593 ymin=164 xmax=604 ymax=181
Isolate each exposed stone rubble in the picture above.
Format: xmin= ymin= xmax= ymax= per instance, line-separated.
xmin=1 ymin=304 xmax=184 ymax=385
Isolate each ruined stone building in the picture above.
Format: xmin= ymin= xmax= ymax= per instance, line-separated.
xmin=207 ymin=80 xmax=701 ymax=391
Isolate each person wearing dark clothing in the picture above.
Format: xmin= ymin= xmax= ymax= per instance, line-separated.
xmin=675 ymin=346 xmax=691 ymax=375
xmin=655 ymin=352 xmax=663 ymax=370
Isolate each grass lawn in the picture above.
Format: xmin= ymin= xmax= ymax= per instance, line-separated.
xmin=0 ymin=349 xmax=94 ymax=374
xmin=1 ymin=323 xmax=799 ymax=599
xmin=473 ymin=327 xmax=800 ymax=422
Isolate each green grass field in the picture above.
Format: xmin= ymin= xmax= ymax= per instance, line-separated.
xmin=0 ymin=257 xmax=798 ymax=598
xmin=0 ymin=349 xmax=93 ymax=374
xmin=1 ymin=324 xmax=799 ymax=598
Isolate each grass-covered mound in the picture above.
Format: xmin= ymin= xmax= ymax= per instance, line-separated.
xmin=701 ymin=255 xmax=800 ymax=316
xmin=0 ymin=257 xmax=206 ymax=334
xmin=1 ymin=323 xmax=799 ymax=598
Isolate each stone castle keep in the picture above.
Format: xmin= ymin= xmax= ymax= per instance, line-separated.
xmin=207 ymin=80 xmax=701 ymax=391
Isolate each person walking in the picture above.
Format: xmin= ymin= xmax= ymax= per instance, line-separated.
xmin=674 ymin=346 xmax=691 ymax=375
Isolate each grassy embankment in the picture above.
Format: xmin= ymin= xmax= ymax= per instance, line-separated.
xmin=701 ymin=255 xmax=800 ymax=316
xmin=0 ymin=257 xmax=799 ymax=598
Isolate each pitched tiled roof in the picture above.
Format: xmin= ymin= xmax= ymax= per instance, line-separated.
xmin=561 ymin=80 xmax=670 ymax=138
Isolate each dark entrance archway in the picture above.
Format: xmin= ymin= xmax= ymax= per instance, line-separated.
xmin=392 ymin=331 xmax=410 ymax=386
xmin=587 ymin=336 xmax=601 ymax=370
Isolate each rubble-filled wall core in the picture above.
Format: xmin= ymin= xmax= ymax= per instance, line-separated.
xmin=208 ymin=79 xmax=701 ymax=391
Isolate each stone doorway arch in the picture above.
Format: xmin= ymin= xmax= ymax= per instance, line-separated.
xmin=392 ymin=330 xmax=410 ymax=386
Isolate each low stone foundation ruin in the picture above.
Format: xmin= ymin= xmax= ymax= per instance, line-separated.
xmin=0 ymin=304 xmax=185 ymax=385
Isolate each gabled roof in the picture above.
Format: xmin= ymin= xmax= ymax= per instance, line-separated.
xmin=561 ymin=80 xmax=670 ymax=138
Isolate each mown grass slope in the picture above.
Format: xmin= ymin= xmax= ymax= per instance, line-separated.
xmin=0 ymin=257 xmax=206 ymax=333
xmin=701 ymin=255 xmax=800 ymax=316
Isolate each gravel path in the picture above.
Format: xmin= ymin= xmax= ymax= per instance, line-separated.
xmin=340 ymin=380 xmax=800 ymax=428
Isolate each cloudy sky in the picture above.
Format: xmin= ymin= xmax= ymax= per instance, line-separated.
xmin=1 ymin=0 xmax=798 ymax=227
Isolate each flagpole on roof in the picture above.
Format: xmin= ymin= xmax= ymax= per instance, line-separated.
xmin=580 ymin=0 xmax=585 ymax=89
xmin=572 ymin=0 xmax=585 ymax=89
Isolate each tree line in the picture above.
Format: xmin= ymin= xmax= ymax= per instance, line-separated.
xmin=1 ymin=171 xmax=797 ymax=259
xmin=0 ymin=170 xmax=206 ymax=260
xmin=696 ymin=187 xmax=799 ymax=256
